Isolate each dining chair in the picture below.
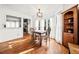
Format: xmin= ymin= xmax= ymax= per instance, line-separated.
xmin=34 ymin=33 xmax=40 ymax=44
xmin=30 ymin=28 xmax=36 ymax=44
xmin=30 ymin=28 xmax=40 ymax=45
xmin=41 ymin=30 xmax=50 ymax=46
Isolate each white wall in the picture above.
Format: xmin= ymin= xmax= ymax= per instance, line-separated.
xmin=0 ymin=5 xmax=29 ymax=42
xmin=63 ymin=4 xmax=77 ymax=12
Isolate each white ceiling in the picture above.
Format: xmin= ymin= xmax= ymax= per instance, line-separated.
xmin=0 ymin=4 xmax=63 ymax=19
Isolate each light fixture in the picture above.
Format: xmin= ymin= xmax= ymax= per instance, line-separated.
xmin=37 ymin=9 xmax=43 ymax=18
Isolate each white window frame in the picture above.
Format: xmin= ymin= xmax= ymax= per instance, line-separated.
xmin=6 ymin=15 xmax=21 ymax=28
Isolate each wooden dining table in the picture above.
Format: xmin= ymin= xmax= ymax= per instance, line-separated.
xmin=33 ymin=30 xmax=47 ymax=46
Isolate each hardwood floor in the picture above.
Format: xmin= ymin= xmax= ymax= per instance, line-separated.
xmin=0 ymin=34 xmax=69 ymax=54
xmin=21 ymin=39 xmax=69 ymax=54
xmin=0 ymin=34 xmax=35 ymax=54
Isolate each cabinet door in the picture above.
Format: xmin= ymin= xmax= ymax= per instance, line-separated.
xmin=63 ymin=33 xmax=74 ymax=48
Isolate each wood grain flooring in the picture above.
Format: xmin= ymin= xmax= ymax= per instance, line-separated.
xmin=0 ymin=34 xmax=69 ymax=54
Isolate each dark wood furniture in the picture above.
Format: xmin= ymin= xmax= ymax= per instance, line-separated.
xmin=68 ymin=43 xmax=79 ymax=54
xmin=33 ymin=30 xmax=46 ymax=46
xmin=62 ymin=5 xmax=79 ymax=48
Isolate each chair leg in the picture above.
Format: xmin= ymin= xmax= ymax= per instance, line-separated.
xmin=49 ymin=37 xmax=50 ymax=43
xmin=45 ymin=37 xmax=47 ymax=46
xmin=46 ymin=39 xmax=47 ymax=46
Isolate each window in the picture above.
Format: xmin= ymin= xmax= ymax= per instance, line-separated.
xmin=6 ymin=15 xmax=21 ymax=28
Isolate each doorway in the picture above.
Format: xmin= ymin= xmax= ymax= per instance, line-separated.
xmin=23 ymin=18 xmax=28 ymax=36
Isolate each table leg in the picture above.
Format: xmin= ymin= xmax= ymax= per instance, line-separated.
xmin=39 ymin=34 xmax=42 ymax=46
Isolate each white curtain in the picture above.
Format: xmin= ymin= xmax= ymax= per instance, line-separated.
xmin=35 ymin=19 xmax=44 ymax=30
xmin=55 ymin=13 xmax=63 ymax=44
xmin=49 ymin=17 xmax=57 ymax=39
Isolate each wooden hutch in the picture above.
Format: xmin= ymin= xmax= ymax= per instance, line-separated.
xmin=62 ymin=5 xmax=79 ymax=48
